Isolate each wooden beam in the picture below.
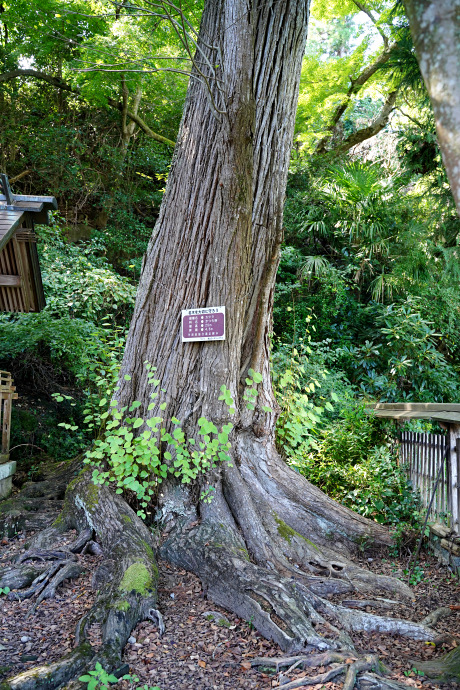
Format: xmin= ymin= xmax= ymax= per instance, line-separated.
xmin=0 ymin=193 xmax=58 ymax=209
xmin=0 ymin=275 xmax=21 ymax=287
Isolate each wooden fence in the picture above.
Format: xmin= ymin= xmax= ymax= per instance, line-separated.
xmin=0 ymin=370 xmax=17 ymax=462
xmin=400 ymin=431 xmax=459 ymax=535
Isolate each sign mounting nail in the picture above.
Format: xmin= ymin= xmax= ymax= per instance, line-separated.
xmin=182 ymin=306 xmax=225 ymax=342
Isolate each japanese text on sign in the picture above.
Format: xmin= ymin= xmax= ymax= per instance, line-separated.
xmin=182 ymin=306 xmax=225 ymax=342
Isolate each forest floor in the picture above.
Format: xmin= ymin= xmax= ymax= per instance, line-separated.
xmin=0 ymin=530 xmax=458 ymax=690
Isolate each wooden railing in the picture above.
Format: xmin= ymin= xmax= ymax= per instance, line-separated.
xmin=0 ymin=370 xmax=17 ymax=462
xmin=400 ymin=431 xmax=459 ymax=535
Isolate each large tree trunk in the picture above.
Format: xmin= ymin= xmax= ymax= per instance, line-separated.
xmin=114 ymin=0 xmax=428 ymax=654
xmin=404 ymin=0 xmax=460 ymax=214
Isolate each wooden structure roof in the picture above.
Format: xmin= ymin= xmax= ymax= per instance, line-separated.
xmin=0 ymin=174 xmax=57 ymax=313
xmin=366 ymin=402 xmax=460 ymax=425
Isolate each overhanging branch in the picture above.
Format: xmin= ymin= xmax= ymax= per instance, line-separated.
xmin=351 ymin=0 xmax=389 ymax=47
xmin=0 ymin=68 xmax=176 ymax=147
xmin=328 ymin=89 xmax=398 ymax=156
xmin=315 ymin=42 xmax=398 ymax=155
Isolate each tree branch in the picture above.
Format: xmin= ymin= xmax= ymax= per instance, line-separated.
xmin=0 ymin=68 xmax=176 ymax=147
xmin=9 ymin=169 xmax=32 ymax=183
xmin=351 ymin=0 xmax=389 ymax=47
xmin=315 ymin=42 xmax=398 ymax=154
xmin=328 ymin=89 xmax=398 ymax=156
xmin=111 ymin=100 xmax=176 ymax=146
xmin=396 ymin=107 xmax=426 ymax=130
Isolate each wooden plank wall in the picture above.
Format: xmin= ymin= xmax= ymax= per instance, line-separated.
xmin=0 ymin=236 xmax=27 ymax=311
xmin=0 ymin=218 xmax=44 ymax=312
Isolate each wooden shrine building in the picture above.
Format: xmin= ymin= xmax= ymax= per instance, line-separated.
xmin=0 ymin=173 xmax=57 ymax=313
xmin=0 ymin=174 xmax=57 ymax=497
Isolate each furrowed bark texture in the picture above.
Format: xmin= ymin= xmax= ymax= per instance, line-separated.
xmin=114 ymin=0 xmax=429 ymax=655
xmin=3 ymin=471 xmax=160 ymax=690
xmin=404 ymin=0 xmax=460 ymax=213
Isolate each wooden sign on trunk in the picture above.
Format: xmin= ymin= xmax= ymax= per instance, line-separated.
xmin=182 ymin=306 xmax=225 ymax=342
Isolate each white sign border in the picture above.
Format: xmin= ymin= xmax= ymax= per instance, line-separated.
xmin=181 ymin=306 xmax=226 ymax=342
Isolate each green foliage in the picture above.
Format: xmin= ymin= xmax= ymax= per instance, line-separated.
xmin=55 ymin=366 xmax=266 ymax=516
xmin=87 ymin=399 xmax=234 ymax=519
xmin=0 ymin=587 xmax=10 ymax=596
xmin=58 ymin=363 xmax=235 ymax=518
xmin=292 ymin=405 xmax=420 ymax=526
xmin=403 ymin=565 xmax=426 ymax=587
xmin=276 ymin=156 xmax=460 ymax=403
xmin=0 ymin=311 xmax=96 ymax=372
xmin=79 ymin=664 xmax=160 ymax=690
xmin=38 ymin=220 xmax=136 ymax=324
xmin=79 ymin=664 xmax=118 ymax=690
xmin=273 ymin=334 xmax=335 ymax=460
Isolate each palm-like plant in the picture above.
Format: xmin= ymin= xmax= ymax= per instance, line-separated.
xmin=301 ymin=160 xmax=403 ymax=297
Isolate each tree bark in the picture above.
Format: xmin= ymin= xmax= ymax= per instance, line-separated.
xmin=404 ymin=0 xmax=460 ymax=213
xmin=2 ymin=470 xmax=161 ymax=690
xmin=114 ymin=0 xmax=428 ymax=654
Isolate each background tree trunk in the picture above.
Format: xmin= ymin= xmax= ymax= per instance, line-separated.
xmin=404 ymin=0 xmax=460 ymax=213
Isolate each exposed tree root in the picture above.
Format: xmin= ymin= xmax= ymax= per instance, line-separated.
xmin=2 ymin=471 xmax=160 ymax=690
xmin=252 ymin=652 xmax=415 ymax=689
xmin=358 ymin=674 xmax=417 ymax=689
xmin=0 ymin=458 xmax=82 ymax=538
xmin=0 ymin=438 xmax=444 ymax=689
xmin=412 ymin=645 xmax=460 ymax=683
xmin=421 ymin=606 xmax=452 ymax=626
xmin=340 ymin=598 xmax=399 ymax=611
xmin=159 ymin=459 xmax=435 ymax=656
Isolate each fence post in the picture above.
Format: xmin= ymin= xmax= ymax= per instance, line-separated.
xmin=448 ymin=423 xmax=460 ymax=533
xmin=0 ymin=371 xmax=17 ymax=498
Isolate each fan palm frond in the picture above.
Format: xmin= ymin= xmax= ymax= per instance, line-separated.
xmin=299 ymin=255 xmax=333 ymax=281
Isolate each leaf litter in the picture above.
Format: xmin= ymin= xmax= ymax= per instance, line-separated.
xmin=0 ymin=532 xmax=458 ymax=689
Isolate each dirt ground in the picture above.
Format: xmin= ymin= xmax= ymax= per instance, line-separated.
xmin=0 ymin=530 xmax=459 ymax=689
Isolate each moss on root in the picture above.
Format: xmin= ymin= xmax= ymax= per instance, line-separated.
xmin=113 ymin=600 xmax=131 ymax=612
xmin=231 ymin=546 xmax=251 ymax=562
xmin=141 ymin=540 xmax=155 ymax=562
xmin=414 ymin=646 xmax=460 ymax=682
xmin=82 ymin=482 xmax=101 ymax=512
xmin=274 ymin=514 xmax=320 ymax=551
xmin=119 ymin=563 xmax=154 ymax=595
